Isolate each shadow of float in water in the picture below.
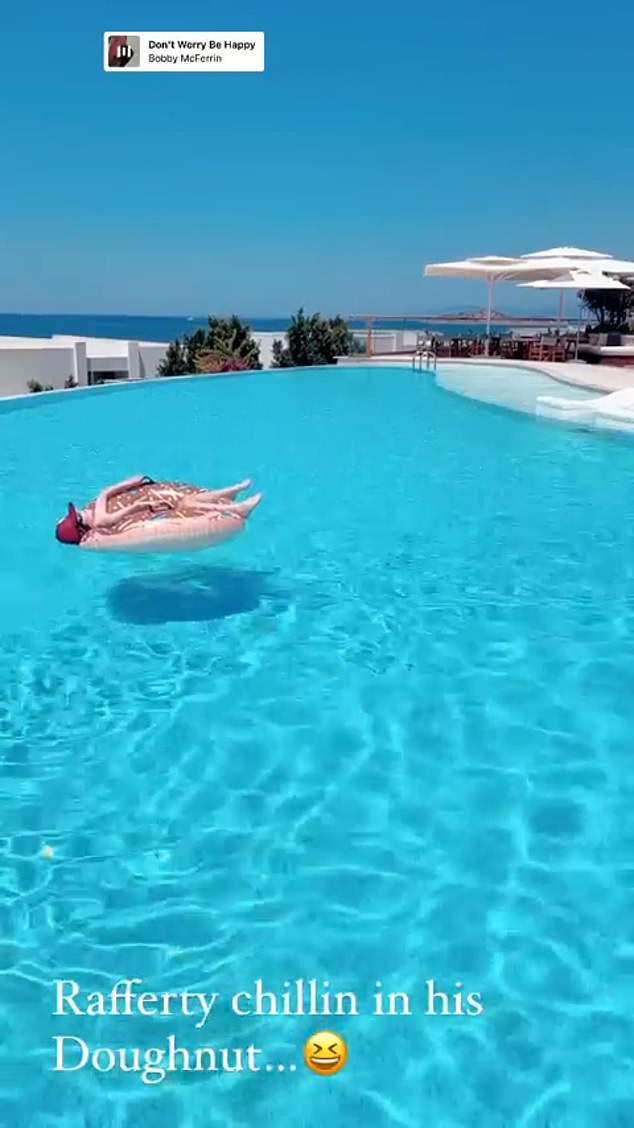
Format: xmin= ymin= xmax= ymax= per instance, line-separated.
xmin=107 ymin=564 xmax=282 ymax=625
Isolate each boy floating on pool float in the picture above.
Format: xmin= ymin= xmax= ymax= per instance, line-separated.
xmin=55 ymin=475 xmax=262 ymax=553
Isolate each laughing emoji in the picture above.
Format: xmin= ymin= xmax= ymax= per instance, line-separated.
xmin=303 ymin=1031 xmax=348 ymax=1076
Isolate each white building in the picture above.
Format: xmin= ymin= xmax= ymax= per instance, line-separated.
xmin=0 ymin=332 xmax=282 ymax=398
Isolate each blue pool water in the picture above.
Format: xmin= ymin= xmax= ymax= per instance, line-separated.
xmin=1 ymin=365 xmax=634 ymax=1126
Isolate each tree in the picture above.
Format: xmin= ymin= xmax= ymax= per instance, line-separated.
xmin=200 ymin=315 xmax=262 ymax=370
xmin=271 ymin=309 xmax=360 ymax=368
xmin=581 ymin=288 xmax=634 ymax=331
xmin=157 ymin=340 xmax=189 ymax=376
xmin=158 ymin=315 xmax=262 ymax=377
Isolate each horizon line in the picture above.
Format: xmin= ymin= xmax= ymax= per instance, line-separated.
xmin=0 ymin=307 xmax=563 ymax=319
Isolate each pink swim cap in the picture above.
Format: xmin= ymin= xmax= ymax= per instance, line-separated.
xmin=56 ymin=503 xmax=83 ymax=545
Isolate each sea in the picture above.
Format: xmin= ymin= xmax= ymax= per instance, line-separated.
xmin=0 ymin=313 xmax=545 ymax=343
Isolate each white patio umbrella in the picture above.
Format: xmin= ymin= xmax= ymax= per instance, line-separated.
xmin=423 ymin=255 xmax=564 ymax=354
xmin=519 ymin=256 xmax=634 ymax=277
xmin=522 ymin=246 xmax=611 ymax=261
xmin=519 ymin=250 xmax=634 ymax=278
xmin=518 ymin=270 xmax=630 ymax=357
xmin=522 ymin=249 xmax=611 ymax=322
xmin=582 ymin=258 xmax=634 ymax=275
xmin=424 ymin=251 xmax=634 ymax=354
xmin=517 ymin=250 xmax=634 ymax=323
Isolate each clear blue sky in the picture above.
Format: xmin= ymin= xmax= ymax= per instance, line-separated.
xmin=1 ymin=0 xmax=633 ymax=316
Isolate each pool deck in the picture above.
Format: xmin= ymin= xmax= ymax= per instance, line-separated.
xmin=338 ymin=355 xmax=634 ymax=395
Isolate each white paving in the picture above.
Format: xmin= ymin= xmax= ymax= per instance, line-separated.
xmin=338 ymin=353 xmax=634 ymax=393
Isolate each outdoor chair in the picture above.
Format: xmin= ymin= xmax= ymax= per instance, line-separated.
xmin=527 ymin=341 xmax=545 ymax=361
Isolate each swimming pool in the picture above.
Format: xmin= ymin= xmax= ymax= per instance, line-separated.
xmin=1 ymin=364 xmax=634 ymax=1126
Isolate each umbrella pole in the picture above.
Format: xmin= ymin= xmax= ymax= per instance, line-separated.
xmin=575 ymin=294 xmax=582 ymax=359
xmin=558 ymin=289 xmax=564 ymax=328
xmin=485 ymin=278 xmax=493 ymax=356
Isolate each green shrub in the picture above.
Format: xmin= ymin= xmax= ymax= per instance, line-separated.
xmin=271 ymin=309 xmax=359 ymax=367
xmin=158 ymin=315 xmax=262 ymax=376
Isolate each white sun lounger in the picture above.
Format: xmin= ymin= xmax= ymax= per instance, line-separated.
xmin=536 ymin=387 xmax=634 ymax=426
